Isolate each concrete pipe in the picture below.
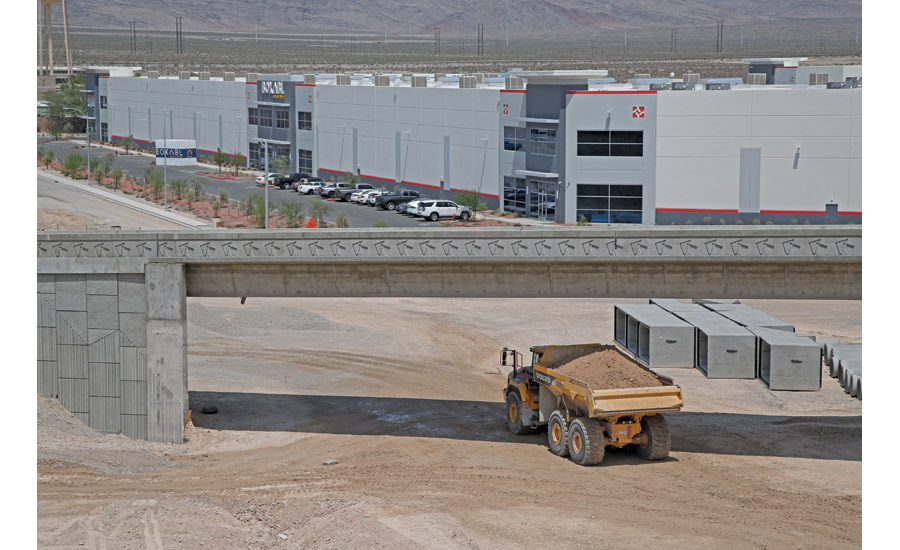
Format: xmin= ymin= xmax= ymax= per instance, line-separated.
xmin=848 ymin=372 xmax=860 ymax=398
xmin=857 ymin=379 xmax=862 ymax=400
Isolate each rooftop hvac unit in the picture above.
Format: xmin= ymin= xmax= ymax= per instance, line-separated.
xmin=634 ymin=73 xmax=651 ymax=79
xmin=411 ymin=75 xmax=428 ymax=88
xmin=459 ymin=75 xmax=477 ymax=89
xmin=304 ymin=74 xmax=316 ymax=84
xmin=247 ymin=73 xmax=258 ymax=83
xmin=402 ymin=73 xmax=413 ymax=77
xmin=826 ymin=81 xmax=850 ymax=89
xmin=199 ymin=71 xmax=210 ymax=81
xmin=486 ymin=73 xmax=500 ymax=78
xmin=434 ymin=73 xmax=445 ymax=80
xmin=505 ymin=76 xmax=525 ymax=90
xmin=845 ymin=76 xmax=862 ymax=88
xmin=706 ymin=82 xmax=731 ymax=90
xmin=683 ymin=73 xmax=700 ymax=83
xmin=148 ymin=71 xmax=159 ymax=79
xmin=649 ymin=83 xmax=672 ymax=91
xmin=469 ymin=73 xmax=483 ymax=83
xmin=179 ymin=71 xmax=190 ymax=80
xmin=223 ymin=72 xmax=235 ymax=81
xmin=809 ymin=73 xmax=828 ymax=85
xmin=671 ymin=82 xmax=691 ymax=90
xmin=747 ymin=73 xmax=766 ymax=85
xmin=336 ymin=74 xmax=351 ymax=86
xmin=374 ymin=74 xmax=391 ymax=87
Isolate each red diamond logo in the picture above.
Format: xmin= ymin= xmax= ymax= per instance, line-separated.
xmin=632 ymin=106 xmax=645 ymax=118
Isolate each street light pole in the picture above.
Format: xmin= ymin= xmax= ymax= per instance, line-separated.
xmin=262 ymin=139 xmax=270 ymax=229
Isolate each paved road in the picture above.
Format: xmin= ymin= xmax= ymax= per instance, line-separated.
xmin=37 ymin=137 xmax=445 ymax=229
xmin=37 ymin=174 xmax=196 ymax=231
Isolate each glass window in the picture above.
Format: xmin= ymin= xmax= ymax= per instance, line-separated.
xmin=611 ymin=131 xmax=643 ymax=144
xmin=578 ymin=131 xmax=609 ymax=143
xmin=610 ymin=144 xmax=643 ymax=157
xmin=577 ymin=130 xmax=643 ymax=157
xmin=275 ymin=108 xmax=289 ymax=129
xmin=297 ymin=148 xmax=312 ymax=171
xmin=248 ymin=108 xmax=258 ymax=126
xmin=100 ymin=96 xmax=107 ymax=109
xmin=298 ymin=111 xmax=312 ymax=131
xmin=530 ymin=128 xmax=556 ymax=156
xmin=503 ymin=177 xmax=526 ymax=213
xmin=576 ymin=184 xmax=642 ymax=224
xmin=503 ymin=126 xmax=527 ymax=151
xmin=259 ymin=108 xmax=272 ymax=127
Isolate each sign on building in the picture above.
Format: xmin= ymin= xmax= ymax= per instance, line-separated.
xmin=156 ymin=139 xmax=198 ymax=166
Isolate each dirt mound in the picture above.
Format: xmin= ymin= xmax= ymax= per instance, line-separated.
xmin=554 ymin=349 xmax=664 ymax=390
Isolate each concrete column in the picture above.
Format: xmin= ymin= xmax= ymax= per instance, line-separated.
xmin=145 ymin=262 xmax=188 ymax=443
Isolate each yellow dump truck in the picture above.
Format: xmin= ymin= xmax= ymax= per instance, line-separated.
xmin=502 ymin=343 xmax=683 ymax=465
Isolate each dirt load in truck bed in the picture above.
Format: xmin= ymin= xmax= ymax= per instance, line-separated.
xmin=554 ymin=349 xmax=664 ymax=390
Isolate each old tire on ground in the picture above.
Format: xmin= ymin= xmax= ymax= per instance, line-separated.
xmin=459 ymin=211 xmax=471 ymax=221
xmin=547 ymin=410 xmax=569 ymax=457
xmin=636 ymin=414 xmax=671 ymax=460
xmin=505 ymin=390 xmax=531 ymax=435
xmin=430 ymin=212 xmax=439 ymax=222
xmin=567 ymin=418 xmax=606 ymax=466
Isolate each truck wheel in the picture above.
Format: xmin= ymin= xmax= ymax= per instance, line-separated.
xmin=505 ymin=390 xmax=531 ymax=435
xmin=636 ymin=414 xmax=671 ymax=461
xmin=459 ymin=211 xmax=471 ymax=221
xmin=386 ymin=202 xmax=396 ymax=210
xmin=429 ymin=212 xmax=439 ymax=222
xmin=568 ymin=418 xmax=605 ymax=466
xmin=547 ymin=411 xmax=569 ymax=457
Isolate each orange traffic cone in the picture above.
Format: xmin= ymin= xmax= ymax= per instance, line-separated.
xmin=307 ymin=217 xmax=316 ymax=228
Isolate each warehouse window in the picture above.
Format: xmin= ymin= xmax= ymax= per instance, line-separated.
xmin=503 ymin=127 xmax=527 ymax=151
xmin=298 ymin=111 xmax=312 ymax=131
xmin=297 ymin=149 xmax=312 ymax=171
xmin=576 ymin=184 xmax=642 ymax=224
xmin=503 ymin=177 xmax=526 ymax=213
xmin=576 ymin=131 xmax=643 ymax=157
xmin=259 ymin=107 xmax=273 ymax=127
xmin=100 ymin=96 xmax=107 ymax=109
xmin=248 ymin=107 xmax=258 ymax=126
xmin=530 ymin=128 xmax=556 ymax=156
xmin=275 ymin=108 xmax=290 ymax=129
xmin=249 ymin=142 xmax=260 ymax=166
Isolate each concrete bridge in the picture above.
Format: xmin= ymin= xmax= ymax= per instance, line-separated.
xmin=36 ymin=226 xmax=861 ymax=443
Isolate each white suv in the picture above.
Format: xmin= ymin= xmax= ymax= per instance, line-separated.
xmin=417 ymin=200 xmax=472 ymax=221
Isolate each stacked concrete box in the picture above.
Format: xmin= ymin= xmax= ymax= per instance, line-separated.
xmin=613 ymin=304 xmax=694 ymax=368
xmin=649 ymin=298 xmax=697 ymax=312
xmin=749 ymin=327 xmax=822 ymax=391
xmin=665 ymin=305 xmax=757 ymax=378
xmin=36 ymin=273 xmax=148 ymax=439
xmin=701 ymin=303 xmax=795 ymax=332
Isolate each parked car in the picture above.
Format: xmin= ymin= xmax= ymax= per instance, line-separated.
xmin=351 ymin=189 xmax=380 ymax=203
xmin=334 ymin=183 xmax=375 ymax=201
xmin=319 ymin=182 xmax=356 ymax=198
xmin=402 ymin=198 xmax=431 ymax=216
xmin=375 ymin=189 xmax=421 ymax=210
xmin=255 ymin=173 xmax=281 ymax=186
xmin=295 ymin=177 xmax=326 ymax=194
xmin=365 ymin=190 xmax=386 ymax=206
xmin=417 ymin=200 xmax=472 ymax=221
xmin=274 ymin=172 xmax=310 ymax=189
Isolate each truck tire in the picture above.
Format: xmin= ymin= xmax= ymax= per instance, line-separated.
xmin=386 ymin=202 xmax=396 ymax=210
xmin=505 ymin=390 xmax=531 ymax=435
xmin=547 ymin=411 xmax=569 ymax=457
xmin=429 ymin=212 xmax=439 ymax=222
xmin=636 ymin=414 xmax=671 ymax=461
xmin=568 ymin=418 xmax=606 ymax=466
xmin=459 ymin=211 xmax=471 ymax=221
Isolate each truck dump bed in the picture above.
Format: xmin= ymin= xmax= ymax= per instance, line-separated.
xmin=532 ymin=344 xmax=683 ymax=417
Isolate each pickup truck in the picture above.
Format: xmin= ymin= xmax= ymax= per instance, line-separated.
xmin=333 ymin=183 xmax=375 ymax=201
xmin=375 ymin=189 xmax=421 ymax=210
xmin=318 ymin=182 xmax=355 ymax=198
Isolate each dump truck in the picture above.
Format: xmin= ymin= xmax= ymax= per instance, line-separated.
xmin=502 ymin=343 xmax=683 ymax=465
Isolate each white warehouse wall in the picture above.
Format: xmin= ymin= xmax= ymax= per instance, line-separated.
xmin=315 ymin=85 xmax=502 ymax=196
xmin=106 ymin=78 xmax=249 ymax=158
xmin=656 ymin=87 xmax=861 ymax=215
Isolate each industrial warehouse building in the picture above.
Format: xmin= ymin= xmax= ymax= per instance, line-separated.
xmin=83 ymin=61 xmax=861 ymax=225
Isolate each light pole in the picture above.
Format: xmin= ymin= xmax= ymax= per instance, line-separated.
xmin=257 ymin=139 xmax=272 ymax=228
xmin=64 ymin=107 xmax=90 ymax=185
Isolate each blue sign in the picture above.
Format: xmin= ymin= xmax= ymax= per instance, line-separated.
xmin=156 ymin=148 xmax=197 ymax=158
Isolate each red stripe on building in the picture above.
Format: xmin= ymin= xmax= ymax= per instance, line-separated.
xmin=295 ymin=83 xmax=316 ymax=87
xmin=500 ymin=89 xmax=526 ymax=93
xmin=568 ymin=90 xmax=658 ymax=95
xmin=656 ymin=208 xmax=739 ymax=213
xmin=760 ymin=210 xmax=825 ymax=215
xmin=838 ymin=211 xmax=862 ymax=216
xmin=99 ymin=76 xmax=109 ymax=79
xmin=318 ymin=168 xmax=345 ymax=174
xmin=402 ymin=180 xmax=441 ymax=190
xmin=449 ymin=188 xmax=499 ymax=199
xmin=361 ymin=174 xmax=396 ymax=183
xmin=246 ymin=81 xmax=257 ymax=85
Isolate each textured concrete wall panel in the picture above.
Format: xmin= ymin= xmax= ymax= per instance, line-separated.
xmin=37 ymin=274 xmax=54 ymax=293
xmin=89 ymin=396 xmax=121 ymax=432
xmin=57 ymin=311 xmax=88 ymax=345
xmin=87 ymin=294 xmax=119 ymax=330
xmin=118 ymin=273 xmax=147 ymax=313
xmin=37 ymin=327 xmax=57 ymax=360
xmin=38 ymin=361 xmax=58 ymax=397
xmin=121 ymin=414 xmax=148 ymax=440
xmin=120 ymin=381 xmax=148 ymax=414
xmin=88 ymin=331 xmax=120 ymax=363
xmin=58 ymin=378 xmax=89 ymax=413
xmin=57 ymin=345 xmax=89 ymax=378
xmin=119 ymin=312 xmax=148 ymax=347
xmin=86 ymin=274 xmax=118 ymax=295
xmin=146 ymin=264 xmax=185 ymax=321
xmin=38 ymin=294 xmax=56 ymax=327
xmin=89 ymin=362 xmax=121 ymax=398
xmin=120 ymin=347 xmax=148 ymax=381
xmin=55 ymin=274 xmax=87 ymax=311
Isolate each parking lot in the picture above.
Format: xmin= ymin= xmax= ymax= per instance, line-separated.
xmin=37 ymin=137 xmax=460 ymax=228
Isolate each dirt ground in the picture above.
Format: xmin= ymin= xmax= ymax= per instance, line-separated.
xmin=37 ymin=297 xmax=861 ymax=549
